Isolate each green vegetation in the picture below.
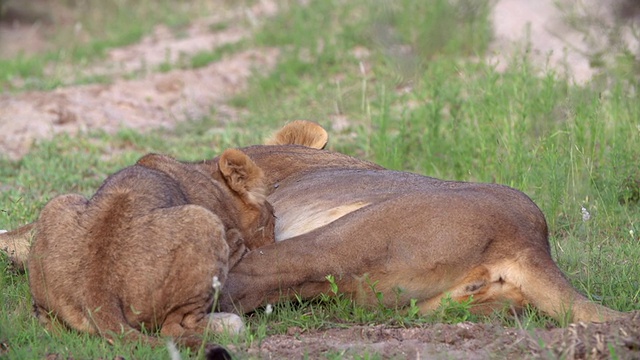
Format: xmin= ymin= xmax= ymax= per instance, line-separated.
xmin=1 ymin=0 xmax=639 ymax=358
xmin=0 ymin=0 xmax=231 ymax=91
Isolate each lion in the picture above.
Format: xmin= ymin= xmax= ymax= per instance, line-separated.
xmin=26 ymin=148 xmax=276 ymax=352
xmin=0 ymin=222 xmax=35 ymax=271
xmin=214 ymin=121 xmax=625 ymax=324
xmin=0 ymin=120 xmax=328 ymax=270
xmin=1 ymin=120 xmax=625 ymax=325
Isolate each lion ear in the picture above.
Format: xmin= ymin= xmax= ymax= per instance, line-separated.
xmin=218 ymin=149 xmax=266 ymax=207
xmin=265 ymin=120 xmax=328 ymax=149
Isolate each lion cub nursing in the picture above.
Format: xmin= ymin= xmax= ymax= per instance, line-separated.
xmin=28 ymin=149 xmax=275 ymax=349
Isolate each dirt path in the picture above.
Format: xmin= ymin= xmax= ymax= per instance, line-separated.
xmin=490 ymin=0 xmax=594 ymax=81
xmin=0 ymin=0 xmax=632 ymax=160
xmin=0 ymin=1 xmax=279 ymax=160
xmin=490 ymin=0 xmax=637 ymax=83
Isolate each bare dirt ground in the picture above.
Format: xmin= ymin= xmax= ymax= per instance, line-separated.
xmin=1 ymin=0 xmax=639 ymax=359
xmin=242 ymin=318 xmax=640 ymax=359
xmin=0 ymin=0 xmax=636 ymax=159
xmin=0 ymin=0 xmax=279 ymax=160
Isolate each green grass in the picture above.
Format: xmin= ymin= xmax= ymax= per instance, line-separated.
xmin=1 ymin=0 xmax=640 ymax=358
xmin=0 ymin=0 xmax=233 ymax=91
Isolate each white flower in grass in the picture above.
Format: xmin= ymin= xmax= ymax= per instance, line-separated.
xmin=0 ymin=230 xmax=7 ymax=234
xmin=359 ymin=61 xmax=366 ymax=76
xmin=265 ymin=304 xmax=273 ymax=315
xmin=212 ymin=276 xmax=221 ymax=291
xmin=581 ymin=206 xmax=591 ymax=222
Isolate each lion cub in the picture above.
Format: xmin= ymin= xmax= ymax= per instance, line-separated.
xmin=27 ymin=149 xmax=275 ymax=348
xmin=0 ymin=120 xmax=329 ymax=272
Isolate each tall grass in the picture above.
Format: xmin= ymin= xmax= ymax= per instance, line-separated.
xmin=233 ymin=0 xmax=640 ymax=325
xmin=1 ymin=0 xmax=638 ymax=358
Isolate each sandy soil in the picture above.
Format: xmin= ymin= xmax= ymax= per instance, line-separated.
xmin=490 ymin=0 xmax=639 ymax=83
xmin=1 ymin=0 xmax=639 ymax=359
xmin=239 ymin=317 xmax=640 ymax=359
xmin=0 ymin=0 xmax=635 ymax=159
xmin=0 ymin=0 xmax=280 ymax=160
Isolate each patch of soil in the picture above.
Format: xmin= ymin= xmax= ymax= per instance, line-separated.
xmin=236 ymin=315 xmax=640 ymax=359
xmin=0 ymin=0 xmax=69 ymax=58
xmin=2 ymin=0 xmax=636 ymax=160
xmin=0 ymin=47 xmax=278 ymax=159
xmin=490 ymin=0 xmax=639 ymax=83
xmin=0 ymin=1 xmax=279 ymax=160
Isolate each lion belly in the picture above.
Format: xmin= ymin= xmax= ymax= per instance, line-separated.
xmin=274 ymin=201 xmax=370 ymax=241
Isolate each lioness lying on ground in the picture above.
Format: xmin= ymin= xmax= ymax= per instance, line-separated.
xmin=216 ymin=122 xmax=625 ymax=323
xmin=27 ymin=149 xmax=275 ymax=351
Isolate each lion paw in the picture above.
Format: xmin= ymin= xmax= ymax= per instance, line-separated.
xmin=207 ymin=312 xmax=244 ymax=335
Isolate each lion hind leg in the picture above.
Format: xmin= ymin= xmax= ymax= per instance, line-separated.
xmin=140 ymin=205 xmax=238 ymax=348
xmin=506 ymin=251 xmax=624 ymax=323
xmin=87 ymin=304 xmax=235 ymax=353
xmin=33 ymin=300 xmax=152 ymax=347
xmin=416 ymin=264 xmax=528 ymax=316
xmin=29 ymin=194 xmax=91 ymax=331
xmin=35 ymin=298 xmax=143 ymax=345
xmin=89 ymin=204 xmax=231 ymax=350
xmin=418 ymin=255 xmax=623 ymax=323
xmin=52 ymin=293 xmax=160 ymax=347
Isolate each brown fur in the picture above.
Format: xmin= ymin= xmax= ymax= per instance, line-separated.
xmin=2 ymin=121 xmax=627 ymax=326
xmin=216 ymin=122 xmax=625 ymax=324
xmin=27 ymin=149 xmax=275 ymax=349
xmin=0 ymin=122 xmax=327 ymax=269
xmin=0 ymin=222 xmax=34 ymax=271
xmin=265 ymin=120 xmax=328 ymax=149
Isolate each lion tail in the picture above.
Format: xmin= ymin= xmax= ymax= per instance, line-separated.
xmin=0 ymin=222 xmax=35 ymax=271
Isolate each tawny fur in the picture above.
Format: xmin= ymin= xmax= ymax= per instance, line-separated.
xmin=27 ymin=149 xmax=275 ymax=349
xmin=2 ymin=120 xmax=628 ymax=327
xmin=265 ymin=120 xmax=328 ymax=149
xmin=0 ymin=121 xmax=327 ymax=270
xmin=0 ymin=222 xmax=34 ymax=271
xmin=217 ymin=122 xmax=626 ymax=324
